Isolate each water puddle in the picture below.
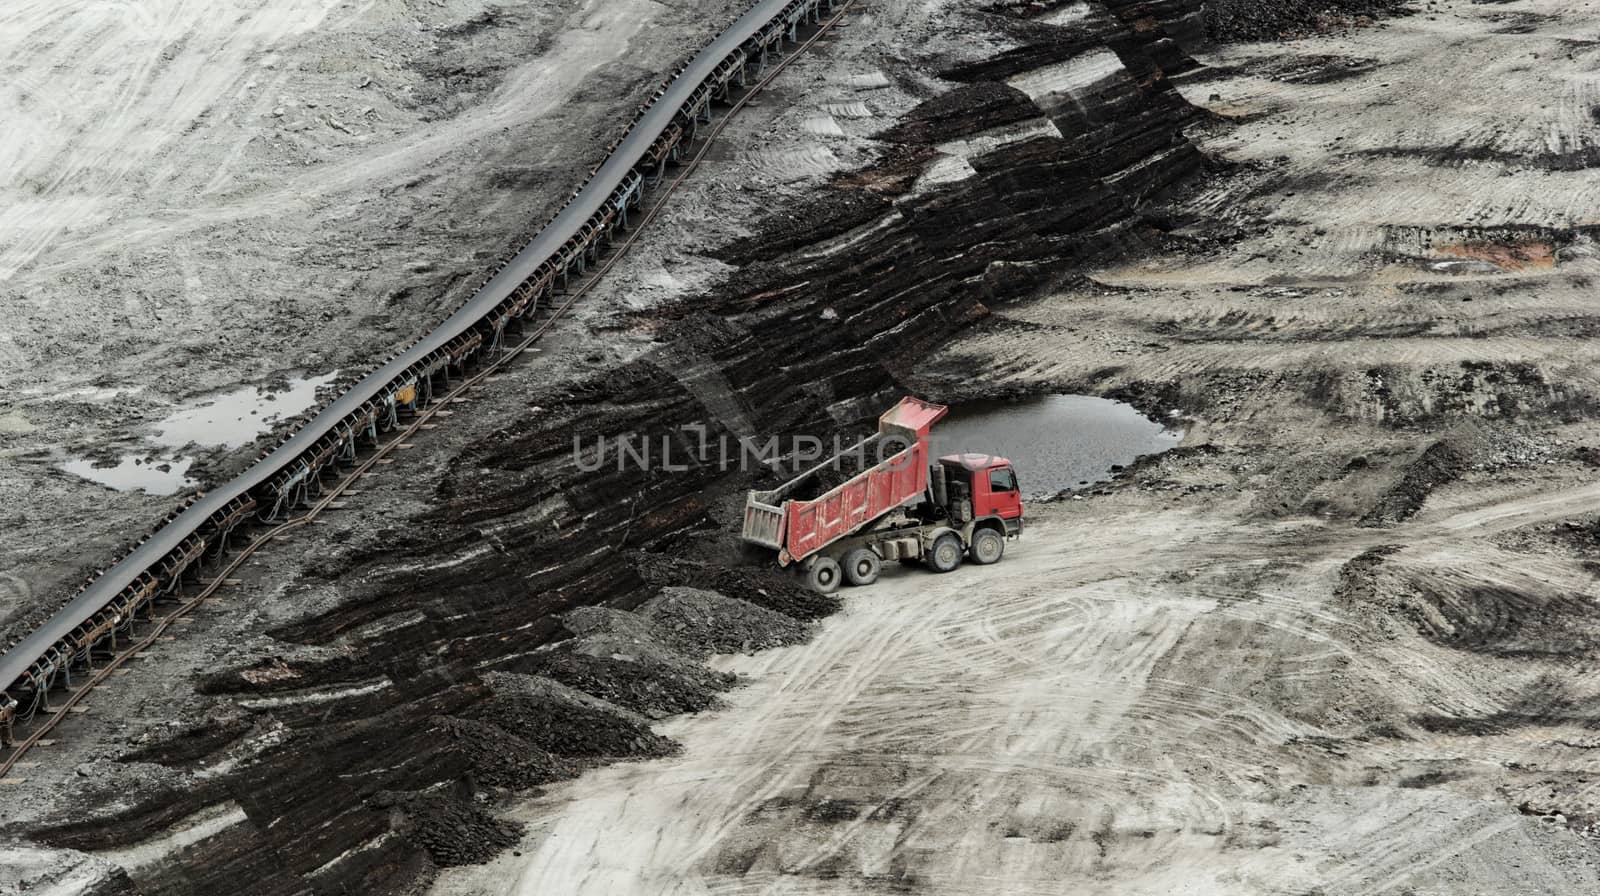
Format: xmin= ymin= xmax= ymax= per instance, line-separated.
xmin=153 ymin=371 xmax=338 ymax=449
xmin=58 ymin=371 xmax=336 ymax=495
xmin=59 ymin=456 xmax=198 ymax=496
xmin=932 ymin=394 xmax=1183 ymax=498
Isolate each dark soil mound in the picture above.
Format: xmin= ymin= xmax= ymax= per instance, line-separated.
xmin=473 ymin=676 xmax=676 ymax=759
xmin=1332 ymin=545 xmax=1400 ymax=604
xmin=1205 ymin=0 xmax=1409 ymax=42
xmin=640 ymin=587 xmax=809 ymax=657
xmin=374 ymin=791 xmax=522 ymax=868
xmin=635 ymin=553 xmax=841 ymax=620
xmin=521 ymin=648 xmax=730 ymax=719
xmin=433 ymin=716 xmax=575 ymax=790
xmin=1408 ymin=583 xmax=1600 ymax=658
xmin=1360 ymin=440 xmax=1465 ymax=527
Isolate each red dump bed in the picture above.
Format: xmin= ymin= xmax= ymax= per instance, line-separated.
xmin=742 ymin=397 xmax=948 ymax=564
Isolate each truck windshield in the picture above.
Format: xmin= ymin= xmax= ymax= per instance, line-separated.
xmin=989 ymin=468 xmax=1017 ymax=492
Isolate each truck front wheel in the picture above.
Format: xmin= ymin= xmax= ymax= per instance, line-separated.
xmin=970 ymin=528 xmax=1005 ymax=565
xmin=927 ymin=533 xmax=964 ymax=574
xmin=843 ymin=548 xmax=881 ymax=586
xmin=806 ymin=556 xmax=842 ymax=594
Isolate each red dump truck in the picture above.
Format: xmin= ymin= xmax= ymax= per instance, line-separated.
xmin=742 ymin=397 xmax=1025 ymax=593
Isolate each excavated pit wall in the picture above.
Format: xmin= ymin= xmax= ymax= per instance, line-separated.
xmin=8 ymin=3 xmax=1211 ymax=893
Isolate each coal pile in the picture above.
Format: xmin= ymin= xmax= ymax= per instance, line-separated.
xmin=373 ymin=791 xmax=522 ymax=868
xmin=561 ymin=604 xmax=670 ymax=641
xmin=557 ymin=605 xmax=748 ymax=687
xmin=1359 ymin=439 xmax=1466 ymax=527
xmin=640 ymin=587 xmax=809 ymax=657
xmin=635 ymin=553 xmax=842 ymax=621
xmin=473 ymin=673 xmax=677 ymax=760
xmin=433 ymin=716 xmax=576 ymax=790
xmin=521 ymin=648 xmax=729 ymax=719
xmin=1205 ymin=0 xmax=1409 ymax=42
xmin=781 ymin=440 xmax=896 ymax=501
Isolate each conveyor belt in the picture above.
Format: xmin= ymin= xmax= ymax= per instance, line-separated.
xmin=0 ymin=0 xmax=825 ymax=712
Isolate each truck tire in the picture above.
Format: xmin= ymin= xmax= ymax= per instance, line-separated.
xmin=970 ymin=528 xmax=1005 ymax=565
xmin=927 ymin=533 xmax=964 ymax=574
xmin=843 ymin=548 xmax=881 ymax=586
xmin=805 ymin=556 xmax=842 ymax=594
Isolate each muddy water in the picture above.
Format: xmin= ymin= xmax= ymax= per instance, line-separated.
xmin=58 ymin=456 xmax=198 ymax=496
xmin=931 ymin=394 xmax=1182 ymax=498
xmin=153 ymin=371 xmax=338 ymax=450
xmin=57 ymin=372 xmax=336 ymax=495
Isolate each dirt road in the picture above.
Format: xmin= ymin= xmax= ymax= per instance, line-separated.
xmin=435 ymin=487 xmax=1600 ymax=893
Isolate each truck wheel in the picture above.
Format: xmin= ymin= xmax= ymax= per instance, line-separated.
xmin=970 ymin=528 xmax=1005 ymax=565
xmin=843 ymin=548 xmax=881 ymax=586
xmin=927 ymin=533 xmax=964 ymax=574
xmin=806 ymin=556 xmax=842 ymax=594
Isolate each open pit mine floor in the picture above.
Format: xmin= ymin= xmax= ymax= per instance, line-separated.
xmin=11 ymin=0 xmax=1600 ymax=894
xmin=439 ymin=0 xmax=1600 ymax=892
xmin=434 ymin=496 xmax=1600 ymax=895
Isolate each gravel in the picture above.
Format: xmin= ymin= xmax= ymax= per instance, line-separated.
xmin=639 ymin=587 xmax=810 ymax=657
xmin=1205 ymin=0 xmax=1410 ymax=42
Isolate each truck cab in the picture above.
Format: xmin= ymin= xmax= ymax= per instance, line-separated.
xmin=938 ymin=454 xmax=1025 ymax=534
